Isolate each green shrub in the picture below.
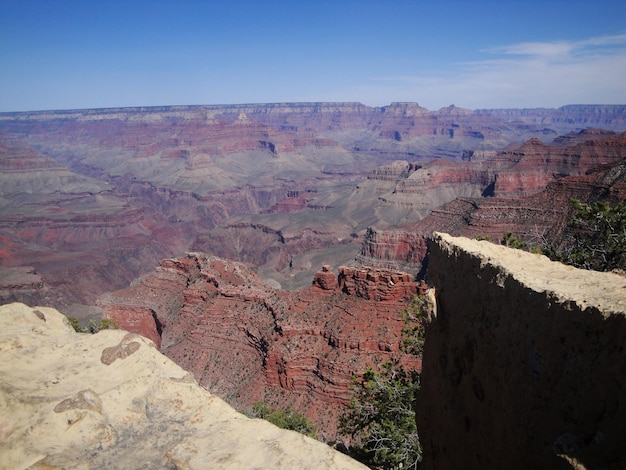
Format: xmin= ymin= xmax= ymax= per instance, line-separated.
xmin=67 ymin=316 xmax=83 ymax=332
xmin=400 ymin=295 xmax=427 ymax=356
xmin=66 ymin=316 xmax=118 ymax=333
xmin=249 ymin=401 xmax=317 ymax=438
xmin=339 ymin=365 xmax=421 ymax=469
xmin=338 ymin=295 xmax=426 ymax=469
xmin=501 ymin=231 xmax=527 ymax=249
xmin=562 ymin=199 xmax=625 ymax=271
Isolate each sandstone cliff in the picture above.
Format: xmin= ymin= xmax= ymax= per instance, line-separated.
xmin=417 ymin=233 xmax=626 ymax=469
xmin=0 ymin=302 xmax=367 ymax=470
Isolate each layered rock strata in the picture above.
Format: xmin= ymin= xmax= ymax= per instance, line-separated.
xmin=2 ymin=103 xmax=625 ymax=312
xmin=100 ymin=255 xmax=423 ymax=439
xmin=417 ymin=233 xmax=626 ymax=469
xmin=0 ymin=302 xmax=367 ymax=470
xmin=360 ymin=155 xmax=626 ymax=271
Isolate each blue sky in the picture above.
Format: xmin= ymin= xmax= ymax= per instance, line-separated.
xmin=1 ymin=0 xmax=625 ymax=112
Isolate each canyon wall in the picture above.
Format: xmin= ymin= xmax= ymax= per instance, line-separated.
xmin=360 ymin=153 xmax=626 ymax=272
xmin=99 ymin=255 xmax=423 ymax=440
xmin=417 ymin=233 xmax=626 ymax=469
xmin=2 ymin=104 xmax=625 ymax=312
xmin=0 ymin=303 xmax=367 ymax=469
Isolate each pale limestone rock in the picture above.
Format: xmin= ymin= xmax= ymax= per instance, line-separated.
xmin=0 ymin=303 xmax=366 ymax=470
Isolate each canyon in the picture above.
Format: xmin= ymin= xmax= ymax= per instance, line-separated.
xmin=1 ymin=103 xmax=625 ymax=316
xmin=2 ymin=234 xmax=624 ymax=468
xmin=99 ymin=255 xmax=426 ymax=440
xmin=361 ymin=147 xmax=626 ymax=273
xmin=1 ymin=102 xmax=625 ymax=465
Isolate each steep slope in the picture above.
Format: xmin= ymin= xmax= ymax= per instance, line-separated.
xmin=418 ymin=233 xmax=626 ymax=469
xmin=359 ymin=147 xmax=626 ymax=272
xmin=0 ymin=302 xmax=367 ymax=470
xmin=98 ymin=254 xmax=425 ymax=440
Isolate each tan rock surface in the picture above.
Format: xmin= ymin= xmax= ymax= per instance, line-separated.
xmin=0 ymin=303 xmax=367 ymax=470
xmin=433 ymin=233 xmax=626 ymax=313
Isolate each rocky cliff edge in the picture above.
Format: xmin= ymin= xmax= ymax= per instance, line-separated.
xmin=0 ymin=303 xmax=367 ymax=470
xmin=418 ymin=233 xmax=626 ymax=470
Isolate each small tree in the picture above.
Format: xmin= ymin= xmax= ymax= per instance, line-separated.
xmin=564 ymin=199 xmax=626 ymax=271
xmin=339 ymin=365 xmax=421 ymax=469
xmin=400 ymin=295 xmax=427 ymax=356
xmin=501 ymin=231 xmax=527 ymax=249
xmin=339 ymin=295 xmax=427 ymax=469
xmin=544 ymin=199 xmax=626 ymax=271
xmin=249 ymin=401 xmax=317 ymax=438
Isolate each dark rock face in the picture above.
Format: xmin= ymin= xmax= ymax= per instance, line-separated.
xmin=418 ymin=233 xmax=626 ymax=470
xmin=100 ymin=253 xmax=423 ymax=440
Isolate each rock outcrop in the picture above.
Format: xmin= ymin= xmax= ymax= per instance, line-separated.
xmin=337 ymin=265 xmax=422 ymax=301
xmin=0 ymin=302 xmax=367 ymax=470
xmin=417 ymin=233 xmax=626 ymax=469
xmin=360 ymin=155 xmax=626 ymax=272
xmin=99 ymin=254 xmax=423 ymax=440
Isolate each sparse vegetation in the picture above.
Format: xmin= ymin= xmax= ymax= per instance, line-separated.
xmin=339 ymin=295 xmax=426 ymax=469
xmin=546 ymin=199 xmax=626 ymax=272
xmin=475 ymin=199 xmax=625 ymax=272
xmin=399 ymin=295 xmax=427 ymax=356
xmin=501 ymin=231 xmax=527 ymax=249
xmin=339 ymin=365 xmax=421 ymax=469
xmin=248 ymin=401 xmax=317 ymax=438
xmin=67 ymin=316 xmax=82 ymax=332
xmin=67 ymin=316 xmax=118 ymax=333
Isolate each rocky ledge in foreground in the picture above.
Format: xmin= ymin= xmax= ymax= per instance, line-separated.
xmin=0 ymin=303 xmax=367 ymax=470
xmin=418 ymin=233 xmax=626 ymax=470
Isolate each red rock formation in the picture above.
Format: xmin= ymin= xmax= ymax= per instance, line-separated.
xmin=356 ymin=227 xmax=430 ymax=273
xmin=361 ymin=157 xmax=626 ymax=273
xmin=337 ymin=266 xmax=419 ymax=301
xmin=488 ymin=131 xmax=626 ymax=196
xmin=99 ymin=254 xmax=424 ymax=440
xmin=312 ymin=264 xmax=337 ymax=290
xmin=106 ymin=306 xmax=161 ymax=347
xmin=2 ymin=105 xmax=625 ymax=314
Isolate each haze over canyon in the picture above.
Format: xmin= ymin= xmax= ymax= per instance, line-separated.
xmin=2 ymin=102 xmax=625 ymax=313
